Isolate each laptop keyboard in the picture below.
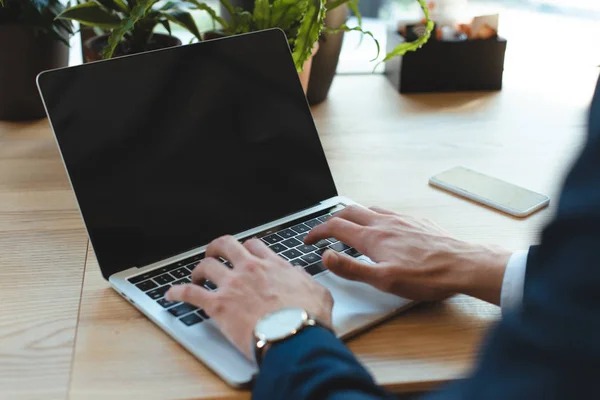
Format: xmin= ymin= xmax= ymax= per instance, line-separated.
xmin=126 ymin=206 xmax=362 ymax=327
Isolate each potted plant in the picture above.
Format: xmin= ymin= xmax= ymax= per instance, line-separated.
xmin=198 ymin=0 xmax=432 ymax=100
xmin=0 ymin=0 xmax=72 ymax=120
xmin=57 ymin=0 xmax=203 ymax=62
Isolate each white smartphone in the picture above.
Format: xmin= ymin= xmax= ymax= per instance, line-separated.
xmin=429 ymin=166 xmax=550 ymax=218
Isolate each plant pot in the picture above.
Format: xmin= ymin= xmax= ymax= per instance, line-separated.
xmin=83 ymin=33 xmax=182 ymax=63
xmin=80 ymin=27 xmax=98 ymax=63
xmin=298 ymin=42 xmax=320 ymax=95
xmin=307 ymin=3 xmax=349 ymax=105
xmin=0 ymin=24 xmax=69 ymax=121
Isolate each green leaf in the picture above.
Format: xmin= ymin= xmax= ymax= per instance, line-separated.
xmin=271 ymin=0 xmax=307 ymax=32
xmin=102 ymin=0 xmax=157 ymax=59
xmin=94 ymin=0 xmax=128 ymax=13
xmin=219 ymin=0 xmax=235 ymax=18
xmin=323 ymin=24 xmax=380 ymax=60
xmin=183 ymin=0 xmax=227 ymax=31
xmin=348 ymin=0 xmax=361 ymax=27
xmin=56 ymin=2 xmax=122 ymax=29
xmin=160 ymin=9 xmax=202 ymax=40
xmin=291 ymin=0 xmax=326 ymax=72
xmin=253 ymin=0 xmax=270 ymax=30
xmin=0 ymin=0 xmax=4 ymax=7
xmin=325 ymin=0 xmax=348 ymax=11
xmin=380 ymin=0 xmax=433 ymax=63
xmin=231 ymin=10 xmax=253 ymax=34
xmin=159 ymin=18 xmax=171 ymax=35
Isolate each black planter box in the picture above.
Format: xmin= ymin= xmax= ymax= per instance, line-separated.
xmin=385 ymin=31 xmax=507 ymax=94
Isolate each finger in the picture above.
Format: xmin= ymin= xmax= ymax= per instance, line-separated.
xmin=322 ymin=250 xmax=381 ymax=286
xmin=369 ymin=206 xmax=397 ymax=216
xmin=304 ymin=217 xmax=365 ymax=250
xmin=243 ymin=238 xmax=274 ymax=259
xmin=206 ymin=235 xmax=250 ymax=265
xmin=332 ymin=205 xmax=379 ymax=226
xmin=166 ymin=283 xmax=215 ymax=308
xmin=191 ymin=257 xmax=233 ymax=285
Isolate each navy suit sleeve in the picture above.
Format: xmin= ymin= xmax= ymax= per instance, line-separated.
xmin=254 ymin=79 xmax=600 ymax=400
xmin=427 ymin=78 xmax=600 ymax=399
xmin=253 ymin=326 xmax=395 ymax=400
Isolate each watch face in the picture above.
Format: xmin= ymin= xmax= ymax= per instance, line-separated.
xmin=255 ymin=308 xmax=307 ymax=342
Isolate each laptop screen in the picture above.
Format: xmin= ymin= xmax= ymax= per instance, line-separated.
xmin=38 ymin=30 xmax=337 ymax=280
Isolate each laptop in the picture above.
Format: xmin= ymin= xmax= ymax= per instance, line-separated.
xmin=37 ymin=29 xmax=413 ymax=388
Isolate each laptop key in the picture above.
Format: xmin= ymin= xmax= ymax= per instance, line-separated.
xmin=269 ymin=243 xmax=287 ymax=253
xmin=204 ymin=280 xmax=217 ymax=290
xmin=281 ymin=238 xmax=302 ymax=248
xmin=330 ymin=242 xmax=350 ymax=252
xmin=173 ymin=278 xmax=191 ymax=285
xmin=305 ymin=219 xmax=322 ymax=228
xmin=296 ymin=233 xmax=308 ymax=242
xmin=305 ymin=262 xmax=326 ymax=276
xmin=277 ymin=228 xmax=296 ymax=239
xmin=315 ymin=248 xmax=328 ymax=256
xmin=180 ymin=313 xmax=203 ymax=326
xmin=168 ymin=303 xmax=198 ymax=317
xmin=327 ymin=237 xmax=339 ymax=244
xmin=146 ymin=285 xmax=170 ymax=300
xmin=314 ymin=239 xmax=331 ymax=249
xmin=282 ymin=248 xmax=303 ymax=259
xmin=301 ymin=253 xmax=321 ymax=264
xmin=262 ymin=233 xmax=283 ymax=245
xmin=172 ymin=267 xmax=190 ymax=279
xmin=154 ymin=273 xmax=175 ymax=285
xmin=317 ymin=214 xmax=331 ymax=222
xmin=128 ymin=268 xmax=165 ymax=284
xmin=197 ymin=309 xmax=210 ymax=319
xmin=297 ymin=244 xmax=317 ymax=254
xmin=136 ymin=280 xmax=157 ymax=292
xmin=289 ymin=258 xmax=308 ymax=267
xmin=157 ymin=298 xmax=180 ymax=308
xmin=290 ymin=223 xmax=310 ymax=234
xmin=345 ymin=248 xmax=362 ymax=258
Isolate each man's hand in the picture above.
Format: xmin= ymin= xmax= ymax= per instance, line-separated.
xmin=165 ymin=236 xmax=334 ymax=360
xmin=305 ymin=205 xmax=512 ymax=305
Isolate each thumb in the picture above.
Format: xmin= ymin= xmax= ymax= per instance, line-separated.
xmin=323 ymin=250 xmax=375 ymax=284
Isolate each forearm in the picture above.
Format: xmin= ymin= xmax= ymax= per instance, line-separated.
xmin=254 ymin=327 xmax=395 ymax=400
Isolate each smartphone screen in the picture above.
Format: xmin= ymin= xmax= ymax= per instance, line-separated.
xmin=430 ymin=167 xmax=549 ymax=216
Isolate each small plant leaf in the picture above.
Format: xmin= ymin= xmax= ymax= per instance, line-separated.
xmin=219 ymin=0 xmax=235 ymax=18
xmin=323 ymin=24 xmax=380 ymax=60
xmin=348 ymin=0 xmax=361 ymax=27
xmin=160 ymin=18 xmax=172 ymax=35
xmin=94 ymin=0 xmax=128 ymax=13
xmin=253 ymin=0 xmax=270 ymax=30
xmin=380 ymin=0 xmax=433 ymax=63
xmin=183 ymin=0 xmax=227 ymax=31
xmin=160 ymin=9 xmax=202 ymax=40
xmin=291 ymin=0 xmax=326 ymax=72
xmin=102 ymin=0 xmax=157 ymax=59
xmin=271 ymin=0 xmax=307 ymax=32
xmin=56 ymin=2 xmax=122 ymax=29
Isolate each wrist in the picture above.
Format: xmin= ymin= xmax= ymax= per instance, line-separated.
xmin=445 ymin=241 xmax=511 ymax=306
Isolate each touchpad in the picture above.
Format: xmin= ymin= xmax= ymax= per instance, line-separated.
xmin=315 ymin=270 xmax=413 ymax=338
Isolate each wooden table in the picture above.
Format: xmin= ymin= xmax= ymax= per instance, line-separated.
xmin=1 ymin=64 xmax=598 ymax=399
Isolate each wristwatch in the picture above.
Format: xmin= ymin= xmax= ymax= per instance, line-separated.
xmin=252 ymin=307 xmax=331 ymax=367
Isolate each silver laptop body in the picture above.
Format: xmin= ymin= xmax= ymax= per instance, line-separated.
xmin=38 ymin=29 xmax=414 ymax=388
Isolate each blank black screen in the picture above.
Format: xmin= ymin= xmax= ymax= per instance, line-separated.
xmin=39 ymin=30 xmax=337 ymax=280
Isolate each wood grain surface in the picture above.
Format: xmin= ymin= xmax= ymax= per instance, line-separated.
xmin=0 ymin=120 xmax=88 ymax=400
xmin=1 ymin=27 xmax=598 ymax=400
xmin=67 ymin=67 xmax=597 ymax=399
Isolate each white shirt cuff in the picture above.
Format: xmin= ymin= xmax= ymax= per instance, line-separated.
xmin=500 ymin=250 xmax=529 ymax=313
